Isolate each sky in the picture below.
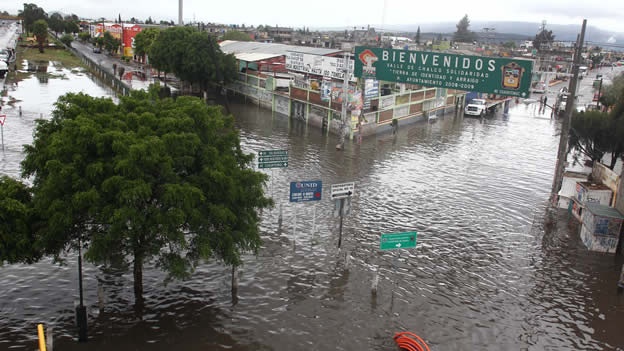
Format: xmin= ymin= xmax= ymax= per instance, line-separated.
xmin=5 ymin=0 xmax=624 ymax=34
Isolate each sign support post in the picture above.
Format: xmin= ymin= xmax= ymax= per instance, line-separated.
xmin=0 ymin=114 xmax=5 ymax=152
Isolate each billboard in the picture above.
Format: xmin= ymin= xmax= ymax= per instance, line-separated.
xmin=354 ymin=47 xmax=534 ymax=97
xmin=285 ymin=52 xmax=356 ymax=82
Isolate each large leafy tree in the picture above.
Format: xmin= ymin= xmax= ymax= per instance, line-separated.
xmin=48 ymin=12 xmax=64 ymax=35
xmin=32 ymin=19 xmax=48 ymax=53
xmin=133 ymin=27 xmax=160 ymax=60
xmin=19 ymin=3 xmax=47 ymax=34
xmin=102 ymin=31 xmax=121 ymax=54
xmin=453 ymin=15 xmax=476 ymax=43
xmin=0 ymin=176 xmax=40 ymax=265
xmin=149 ymin=27 xmax=238 ymax=97
xmin=18 ymin=88 xmax=273 ymax=304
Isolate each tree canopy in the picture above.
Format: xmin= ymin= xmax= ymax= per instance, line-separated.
xmin=4 ymin=87 xmax=273 ymax=304
xmin=533 ymin=29 xmax=555 ymax=51
xmin=569 ymin=75 xmax=624 ymax=169
xmin=19 ymin=3 xmax=47 ymax=34
xmin=133 ymin=27 xmax=160 ymax=58
xmin=453 ymin=15 xmax=476 ymax=43
xmin=32 ymin=19 xmax=48 ymax=53
xmin=149 ymin=27 xmax=238 ymax=96
xmin=222 ymin=30 xmax=252 ymax=41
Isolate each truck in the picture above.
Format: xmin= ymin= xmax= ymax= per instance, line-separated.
xmin=464 ymin=98 xmax=488 ymax=117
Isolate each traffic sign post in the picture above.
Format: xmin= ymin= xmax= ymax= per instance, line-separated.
xmin=0 ymin=114 xmax=5 ymax=152
xmin=380 ymin=231 xmax=417 ymax=250
xmin=331 ymin=182 xmax=355 ymax=200
xmin=258 ymin=149 xmax=288 ymax=169
xmin=289 ymin=180 xmax=322 ymax=203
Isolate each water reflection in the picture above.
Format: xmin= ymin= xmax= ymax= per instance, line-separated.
xmin=1 ymin=80 xmax=624 ymax=350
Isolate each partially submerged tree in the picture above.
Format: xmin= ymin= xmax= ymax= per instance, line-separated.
xmin=17 ymin=88 xmax=273 ymax=304
xmin=0 ymin=176 xmax=40 ymax=265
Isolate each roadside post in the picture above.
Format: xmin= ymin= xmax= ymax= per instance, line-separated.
xmin=376 ymin=231 xmax=418 ymax=306
xmin=331 ymin=182 xmax=355 ymax=249
xmin=258 ymin=149 xmax=288 ymax=223
xmin=0 ymin=114 xmax=5 ymax=151
xmin=289 ymin=180 xmax=323 ymax=248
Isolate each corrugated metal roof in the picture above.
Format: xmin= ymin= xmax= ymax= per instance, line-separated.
xmin=220 ymin=40 xmax=343 ymax=59
xmin=234 ymin=52 xmax=282 ymax=62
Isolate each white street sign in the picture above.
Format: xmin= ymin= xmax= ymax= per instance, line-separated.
xmin=331 ymin=182 xmax=355 ymax=200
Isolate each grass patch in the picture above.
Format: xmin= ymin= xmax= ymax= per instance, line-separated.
xmin=5 ymin=43 xmax=85 ymax=83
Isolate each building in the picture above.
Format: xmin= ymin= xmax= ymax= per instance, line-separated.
xmin=220 ymin=40 xmax=463 ymax=138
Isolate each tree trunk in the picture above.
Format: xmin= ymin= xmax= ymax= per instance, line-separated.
xmin=133 ymin=247 xmax=144 ymax=305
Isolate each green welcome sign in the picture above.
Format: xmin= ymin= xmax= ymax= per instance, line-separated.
xmin=354 ymin=46 xmax=534 ymax=97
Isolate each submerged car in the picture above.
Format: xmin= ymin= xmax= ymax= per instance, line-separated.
xmin=464 ymin=98 xmax=488 ymax=117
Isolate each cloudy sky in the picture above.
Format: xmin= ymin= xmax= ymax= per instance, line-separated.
xmin=5 ymin=0 xmax=624 ymax=33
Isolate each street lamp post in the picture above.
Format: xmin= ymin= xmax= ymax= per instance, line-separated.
xmin=596 ymin=77 xmax=603 ymax=110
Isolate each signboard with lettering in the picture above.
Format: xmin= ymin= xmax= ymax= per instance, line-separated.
xmin=285 ymin=52 xmax=356 ymax=82
xmin=380 ymin=231 xmax=417 ymax=250
xmin=330 ymin=182 xmax=355 ymax=200
xmin=258 ymin=149 xmax=288 ymax=168
xmin=354 ymin=47 xmax=534 ymax=97
xmin=290 ymin=180 xmax=323 ymax=203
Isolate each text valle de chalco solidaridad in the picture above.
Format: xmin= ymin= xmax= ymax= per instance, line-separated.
xmin=380 ymin=51 xmax=501 ymax=91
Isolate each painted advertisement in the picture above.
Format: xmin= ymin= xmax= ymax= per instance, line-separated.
xmin=285 ymin=52 xmax=356 ymax=82
xmin=354 ymin=46 xmax=534 ymax=97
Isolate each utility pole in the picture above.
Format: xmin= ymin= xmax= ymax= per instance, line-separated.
xmin=336 ymin=51 xmax=350 ymax=150
xmin=550 ymin=19 xmax=587 ymax=206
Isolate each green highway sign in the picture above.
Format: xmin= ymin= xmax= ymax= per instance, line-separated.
xmin=258 ymin=149 xmax=288 ymax=169
xmin=258 ymin=161 xmax=288 ymax=169
xmin=380 ymin=231 xmax=417 ymax=250
xmin=259 ymin=149 xmax=288 ymax=157
xmin=354 ymin=46 xmax=534 ymax=97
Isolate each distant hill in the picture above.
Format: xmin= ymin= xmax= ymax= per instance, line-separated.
xmin=383 ymin=21 xmax=623 ymax=48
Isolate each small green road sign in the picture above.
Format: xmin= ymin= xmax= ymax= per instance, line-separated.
xmin=258 ymin=149 xmax=288 ymax=169
xmin=380 ymin=231 xmax=417 ymax=250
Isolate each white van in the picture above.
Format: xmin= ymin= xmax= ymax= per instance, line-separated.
xmin=579 ymin=66 xmax=588 ymax=79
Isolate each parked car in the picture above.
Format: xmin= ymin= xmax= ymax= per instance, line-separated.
xmin=0 ymin=60 xmax=8 ymax=78
xmin=464 ymin=99 xmax=488 ymax=117
xmin=92 ymin=47 xmax=101 ymax=53
xmin=532 ymin=81 xmax=546 ymax=93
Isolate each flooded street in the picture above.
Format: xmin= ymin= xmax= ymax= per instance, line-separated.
xmin=1 ymin=30 xmax=624 ymax=351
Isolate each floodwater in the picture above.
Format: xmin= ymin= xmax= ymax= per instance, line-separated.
xmin=2 ymin=28 xmax=624 ymax=351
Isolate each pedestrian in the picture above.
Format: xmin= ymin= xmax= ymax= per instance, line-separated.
xmin=357 ymin=121 xmax=363 ymax=144
xmin=18 ymin=106 xmax=22 ymax=116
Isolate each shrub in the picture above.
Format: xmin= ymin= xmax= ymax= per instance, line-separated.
xmin=60 ymin=34 xmax=74 ymax=47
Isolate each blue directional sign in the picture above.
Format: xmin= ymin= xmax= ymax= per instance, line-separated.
xmin=289 ymin=180 xmax=323 ymax=203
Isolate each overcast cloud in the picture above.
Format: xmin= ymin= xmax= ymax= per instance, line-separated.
xmin=4 ymin=0 xmax=623 ymax=33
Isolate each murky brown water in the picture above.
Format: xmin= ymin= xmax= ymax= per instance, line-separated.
xmin=1 ymin=24 xmax=624 ymax=351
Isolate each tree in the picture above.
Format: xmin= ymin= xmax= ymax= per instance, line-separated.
xmin=533 ymin=29 xmax=555 ymax=51
xmin=415 ymin=26 xmax=420 ymax=45
xmin=502 ymin=41 xmax=516 ymax=48
xmin=133 ymin=27 xmax=160 ymax=59
xmin=32 ymin=19 xmax=48 ymax=53
xmin=18 ymin=3 xmax=47 ymax=34
xmin=78 ymin=32 xmax=91 ymax=42
xmin=453 ymin=15 xmax=476 ymax=43
xmin=599 ymin=73 xmax=624 ymax=109
xmin=64 ymin=20 xmax=80 ymax=34
xmin=18 ymin=88 xmax=273 ymax=304
xmin=150 ymin=28 xmax=238 ymax=98
xmin=568 ymin=110 xmax=610 ymax=166
xmin=103 ymin=31 xmax=121 ymax=54
xmin=59 ymin=33 xmax=73 ymax=47
xmin=48 ymin=12 xmax=64 ymax=35
xmin=222 ymin=30 xmax=252 ymax=41
xmin=0 ymin=176 xmax=40 ymax=264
